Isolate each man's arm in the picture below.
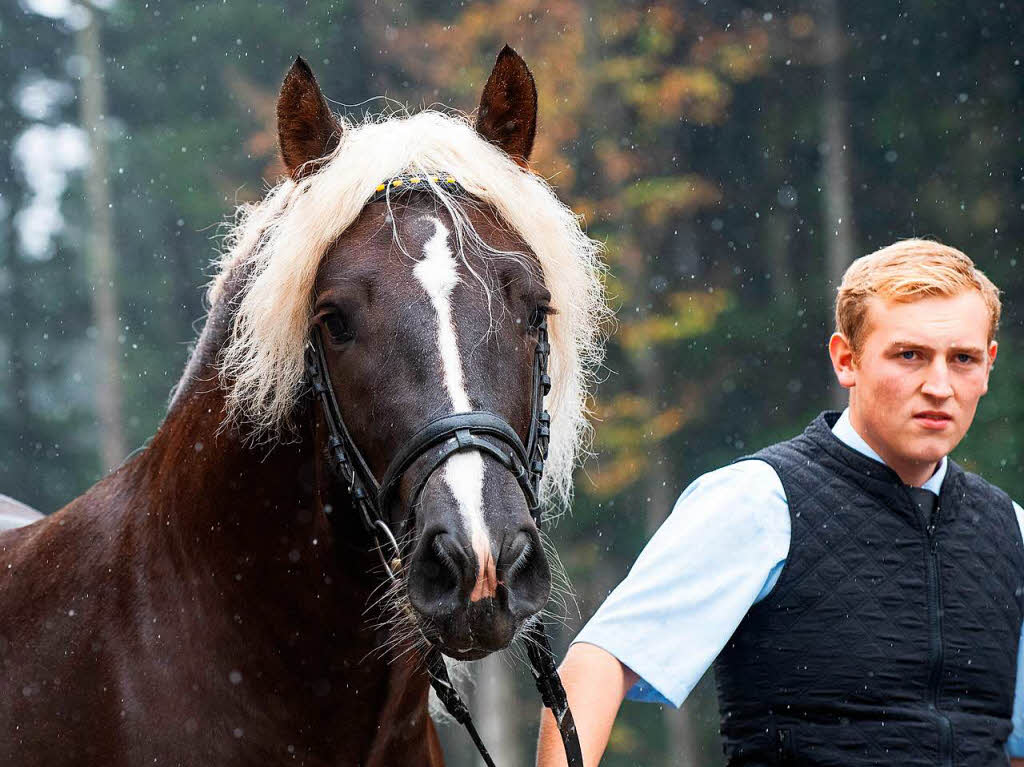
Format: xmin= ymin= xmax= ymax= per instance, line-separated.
xmin=536 ymin=643 xmax=637 ymax=767
xmin=534 ymin=461 xmax=790 ymax=766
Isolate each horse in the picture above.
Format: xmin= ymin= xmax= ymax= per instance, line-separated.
xmin=0 ymin=47 xmax=604 ymax=766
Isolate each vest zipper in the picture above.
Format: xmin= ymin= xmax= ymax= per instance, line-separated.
xmin=925 ymin=503 xmax=953 ymax=767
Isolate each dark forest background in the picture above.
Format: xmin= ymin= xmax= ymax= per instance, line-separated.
xmin=2 ymin=1 xmax=1021 ymax=764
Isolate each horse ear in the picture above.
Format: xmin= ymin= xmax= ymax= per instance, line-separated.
xmin=475 ymin=45 xmax=537 ymax=166
xmin=277 ymin=57 xmax=343 ymax=179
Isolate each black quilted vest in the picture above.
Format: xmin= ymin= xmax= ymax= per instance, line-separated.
xmin=714 ymin=412 xmax=1024 ymax=766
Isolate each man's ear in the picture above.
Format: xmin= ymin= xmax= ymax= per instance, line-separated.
xmin=475 ymin=45 xmax=537 ymax=166
xmin=277 ymin=57 xmax=343 ymax=179
xmin=980 ymin=339 xmax=999 ymax=395
xmin=829 ymin=333 xmax=857 ymax=389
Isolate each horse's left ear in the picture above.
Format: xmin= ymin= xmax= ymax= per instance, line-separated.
xmin=475 ymin=45 xmax=537 ymax=166
xmin=277 ymin=57 xmax=343 ymax=179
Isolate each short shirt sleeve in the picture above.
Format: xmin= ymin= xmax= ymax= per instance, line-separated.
xmin=572 ymin=459 xmax=791 ymax=707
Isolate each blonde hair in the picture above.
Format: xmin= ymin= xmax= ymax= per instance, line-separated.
xmin=210 ymin=109 xmax=608 ymax=511
xmin=836 ymin=238 xmax=1001 ymax=352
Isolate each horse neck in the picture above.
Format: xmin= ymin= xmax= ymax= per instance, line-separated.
xmin=140 ymin=297 xmax=333 ymax=575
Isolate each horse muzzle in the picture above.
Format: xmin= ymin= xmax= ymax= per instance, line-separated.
xmin=404 ymin=464 xmax=551 ymax=657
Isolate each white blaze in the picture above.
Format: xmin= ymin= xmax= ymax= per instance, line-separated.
xmin=413 ymin=218 xmax=495 ymax=599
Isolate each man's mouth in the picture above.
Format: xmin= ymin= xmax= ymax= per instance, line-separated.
xmin=914 ymin=411 xmax=953 ymax=429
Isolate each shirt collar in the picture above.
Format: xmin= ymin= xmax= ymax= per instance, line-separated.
xmin=832 ymin=408 xmax=947 ymax=495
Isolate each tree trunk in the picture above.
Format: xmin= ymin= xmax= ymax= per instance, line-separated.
xmin=76 ymin=3 xmax=125 ymax=472
xmin=3 ymin=203 xmax=32 ymax=495
xmin=819 ymin=0 xmax=857 ymax=408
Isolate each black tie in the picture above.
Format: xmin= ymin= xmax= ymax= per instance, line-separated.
xmin=907 ymin=486 xmax=938 ymax=528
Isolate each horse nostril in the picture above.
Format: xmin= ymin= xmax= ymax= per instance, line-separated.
xmin=407 ymin=531 xmax=472 ymax=616
xmin=500 ymin=531 xmax=533 ymax=581
xmin=498 ymin=527 xmax=550 ymax=620
xmin=431 ymin=533 xmax=466 ymax=584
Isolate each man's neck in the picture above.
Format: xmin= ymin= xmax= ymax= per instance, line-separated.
xmin=839 ymin=407 xmax=944 ymax=489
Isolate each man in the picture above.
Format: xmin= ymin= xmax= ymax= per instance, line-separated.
xmin=538 ymin=239 xmax=1024 ymax=766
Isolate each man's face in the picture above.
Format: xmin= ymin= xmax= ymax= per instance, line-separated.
xmin=829 ymin=291 xmax=997 ymax=485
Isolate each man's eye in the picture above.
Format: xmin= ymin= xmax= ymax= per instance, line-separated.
xmin=900 ymin=350 xmax=917 ymax=360
xmin=323 ymin=314 xmax=354 ymax=344
xmin=955 ymin=353 xmax=975 ymax=364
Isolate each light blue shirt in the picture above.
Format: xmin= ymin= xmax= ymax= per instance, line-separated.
xmin=574 ymin=409 xmax=1024 ymax=755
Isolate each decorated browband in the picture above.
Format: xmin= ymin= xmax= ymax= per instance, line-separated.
xmin=368 ymin=175 xmax=461 ymax=204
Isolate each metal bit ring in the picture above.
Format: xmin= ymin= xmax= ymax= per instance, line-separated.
xmin=373 ymin=519 xmax=403 ymax=580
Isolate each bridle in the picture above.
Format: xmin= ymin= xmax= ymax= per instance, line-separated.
xmin=303 ymin=177 xmax=583 ymax=767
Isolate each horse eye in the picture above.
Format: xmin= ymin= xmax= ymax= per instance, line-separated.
xmin=322 ymin=314 xmax=354 ymax=345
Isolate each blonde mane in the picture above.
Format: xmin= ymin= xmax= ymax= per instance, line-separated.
xmin=211 ymin=110 xmax=607 ymax=511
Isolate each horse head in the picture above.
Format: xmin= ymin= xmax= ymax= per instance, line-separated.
xmin=309 ymin=198 xmax=552 ymax=658
xmin=216 ymin=47 xmax=604 ymax=663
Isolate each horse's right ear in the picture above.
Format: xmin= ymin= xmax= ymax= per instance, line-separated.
xmin=277 ymin=57 xmax=343 ymax=179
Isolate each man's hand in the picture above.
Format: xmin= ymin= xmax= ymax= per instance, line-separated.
xmin=536 ymin=642 xmax=638 ymax=767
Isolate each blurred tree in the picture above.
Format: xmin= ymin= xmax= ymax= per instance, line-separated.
xmin=75 ymin=1 xmax=125 ymax=471
xmin=816 ymin=0 xmax=857 ymax=408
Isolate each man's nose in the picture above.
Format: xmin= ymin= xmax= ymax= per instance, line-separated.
xmin=921 ymin=360 xmax=954 ymax=398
